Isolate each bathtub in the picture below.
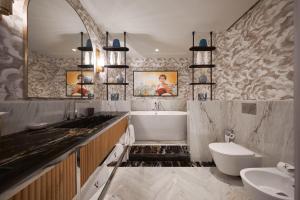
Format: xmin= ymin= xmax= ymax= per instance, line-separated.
xmin=130 ymin=111 xmax=187 ymax=141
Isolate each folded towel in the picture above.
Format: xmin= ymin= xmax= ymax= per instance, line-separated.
xmin=128 ymin=124 xmax=135 ymax=145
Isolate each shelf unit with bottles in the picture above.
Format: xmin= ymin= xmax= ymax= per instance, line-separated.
xmin=103 ymin=32 xmax=129 ymax=100
xmin=189 ymin=31 xmax=216 ymax=100
xmin=76 ymin=32 xmax=94 ymax=99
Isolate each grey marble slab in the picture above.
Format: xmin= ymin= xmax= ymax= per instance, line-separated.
xmin=187 ymin=100 xmax=294 ymax=166
xmin=75 ymin=100 xmax=131 ymax=116
xmin=131 ymin=99 xmax=186 ymax=111
xmin=187 ymin=101 xmax=226 ymax=162
xmin=0 ymin=100 xmax=75 ymax=136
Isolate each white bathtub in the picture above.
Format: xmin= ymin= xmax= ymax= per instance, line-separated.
xmin=130 ymin=111 xmax=187 ymax=141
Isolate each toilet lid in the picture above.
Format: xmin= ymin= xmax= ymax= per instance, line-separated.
xmin=209 ymin=142 xmax=255 ymax=156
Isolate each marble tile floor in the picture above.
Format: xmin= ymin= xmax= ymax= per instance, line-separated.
xmin=119 ymin=160 xmax=202 ymax=167
xmin=134 ymin=140 xmax=187 ymax=146
xmin=103 ymin=167 xmax=252 ymax=200
xmin=129 ymin=145 xmax=190 ymax=162
xmin=130 ymin=145 xmax=189 ymax=155
xmin=108 ymin=145 xmax=215 ymax=167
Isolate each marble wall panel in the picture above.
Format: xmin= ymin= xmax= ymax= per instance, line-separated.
xmin=131 ymin=99 xmax=187 ymax=111
xmin=75 ymin=100 xmax=131 ymax=116
xmin=188 ymin=100 xmax=294 ymax=166
xmin=0 ymin=100 xmax=75 ymax=135
xmin=226 ymin=100 xmax=294 ymax=166
xmin=187 ymin=101 xmax=226 ymax=161
xmin=0 ymin=99 xmax=131 ymax=136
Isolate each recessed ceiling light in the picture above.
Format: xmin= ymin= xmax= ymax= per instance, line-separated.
xmin=155 ymin=48 xmax=159 ymax=52
xmin=72 ymin=48 xmax=77 ymax=52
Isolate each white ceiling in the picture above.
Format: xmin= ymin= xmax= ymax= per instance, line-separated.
xmin=28 ymin=0 xmax=89 ymax=57
xmin=80 ymin=0 xmax=258 ymax=58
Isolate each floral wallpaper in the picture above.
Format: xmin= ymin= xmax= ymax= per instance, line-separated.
xmin=0 ymin=0 xmax=294 ymax=101
xmin=214 ymin=0 xmax=294 ymax=100
xmin=28 ymin=52 xmax=79 ymax=97
xmin=0 ymin=0 xmax=24 ymax=100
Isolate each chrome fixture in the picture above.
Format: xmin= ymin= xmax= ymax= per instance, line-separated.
xmin=0 ymin=0 xmax=14 ymax=16
xmin=153 ymin=101 xmax=161 ymax=111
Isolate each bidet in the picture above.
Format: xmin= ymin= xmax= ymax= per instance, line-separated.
xmin=240 ymin=167 xmax=294 ymax=200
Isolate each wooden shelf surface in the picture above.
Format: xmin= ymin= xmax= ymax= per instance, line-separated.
xmin=189 ymin=46 xmax=216 ymax=51
xmin=103 ymin=82 xmax=129 ymax=85
xmin=189 ymin=64 xmax=215 ymax=68
xmin=189 ymin=82 xmax=216 ymax=85
xmin=103 ymin=47 xmax=129 ymax=51
xmin=104 ymin=65 xmax=129 ymax=68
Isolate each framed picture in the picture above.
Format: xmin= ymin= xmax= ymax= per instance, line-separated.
xmin=133 ymin=71 xmax=178 ymax=97
xmin=66 ymin=70 xmax=94 ymax=97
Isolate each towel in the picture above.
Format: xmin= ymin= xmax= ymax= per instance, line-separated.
xmin=128 ymin=124 xmax=135 ymax=145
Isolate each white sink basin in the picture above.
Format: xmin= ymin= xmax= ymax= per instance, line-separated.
xmin=240 ymin=168 xmax=294 ymax=200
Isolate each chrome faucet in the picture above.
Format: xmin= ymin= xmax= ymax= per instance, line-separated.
xmin=153 ymin=101 xmax=160 ymax=111
xmin=277 ymin=162 xmax=295 ymax=178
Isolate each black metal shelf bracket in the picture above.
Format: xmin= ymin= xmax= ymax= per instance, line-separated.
xmin=104 ymin=31 xmax=129 ymax=101
xmin=189 ymin=31 xmax=215 ymax=100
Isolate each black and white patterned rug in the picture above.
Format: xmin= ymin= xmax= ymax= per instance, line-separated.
xmin=109 ymin=145 xmax=215 ymax=167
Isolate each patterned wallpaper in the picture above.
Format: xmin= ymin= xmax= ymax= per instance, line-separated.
xmin=0 ymin=0 xmax=24 ymax=100
xmin=99 ymin=57 xmax=191 ymax=100
xmin=100 ymin=57 xmax=214 ymax=100
xmin=123 ymin=0 xmax=294 ymax=101
xmin=28 ymin=52 xmax=79 ymax=97
xmin=66 ymin=0 xmax=107 ymax=99
xmin=214 ymin=0 xmax=294 ymax=100
xmin=0 ymin=0 xmax=294 ymax=101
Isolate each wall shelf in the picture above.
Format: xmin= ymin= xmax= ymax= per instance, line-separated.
xmin=77 ymin=47 xmax=93 ymax=51
xmin=189 ymin=64 xmax=215 ymax=69
xmin=103 ymin=83 xmax=129 ymax=85
xmin=104 ymin=32 xmax=129 ymax=100
xmin=77 ymin=64 xmax=94 ymax=69
xmin=189 ymin=31 xmax=216 ymax=100
xmin=75 ymin=32 xmax=94 ymax=99
xmin=104 ymin=65 xmax=129 ymax=69
xmin=189 ymin=46 xmax=216 ymax=51
xmin=189 ymin=83 xmax=216 ymax=85
xmin=77 ymin=83 xmax=94 ymax=85
xmin=103 ymin=47 xmax=129 ymax=52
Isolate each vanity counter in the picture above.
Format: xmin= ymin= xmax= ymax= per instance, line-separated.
xmin=0 ymin=112 xmax=129 ymax=199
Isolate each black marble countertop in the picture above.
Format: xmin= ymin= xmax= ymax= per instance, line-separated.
xmin=0 ymin=112 xmax=128 ymax=197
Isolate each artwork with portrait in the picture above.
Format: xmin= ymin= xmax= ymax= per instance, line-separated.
xmin=133 ymin=71 xmax=178 ymax=97
xmin=66 ymin=70 xmax=94 ymax=97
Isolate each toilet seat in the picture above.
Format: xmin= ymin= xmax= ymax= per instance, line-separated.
xmin=209 ymin=142 xmax=255 ymax=156
xmin=209 ymin=142 xmax=262 ymax=176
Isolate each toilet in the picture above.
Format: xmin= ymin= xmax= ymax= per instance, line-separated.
xmin=209 ymin=142 xmax=262 ymax=176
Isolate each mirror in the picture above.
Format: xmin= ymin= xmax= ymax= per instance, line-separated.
xmin=27 ymin=0 xmax=94 ymax=99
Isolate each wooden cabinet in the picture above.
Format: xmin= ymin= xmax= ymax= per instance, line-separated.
xmin=80 ymin=117 xmax=128 ymax=186
xmin=9 ymin=154 xmax=76 ymax=200
xmin=8 ymin=116 xmax=128 ymax=200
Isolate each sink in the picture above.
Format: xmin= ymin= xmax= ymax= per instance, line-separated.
xmin=56 ymin=115 xmax=115 ymax=129
xmin=240 ymin=168 xmax=294 ymax=200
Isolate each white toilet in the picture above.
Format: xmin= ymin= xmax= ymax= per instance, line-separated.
xmin=209 ymin=142 xmax=262 ymax=176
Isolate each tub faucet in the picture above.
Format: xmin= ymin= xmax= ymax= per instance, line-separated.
xmin=153 ymin=101 xmax=160 ymax=111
